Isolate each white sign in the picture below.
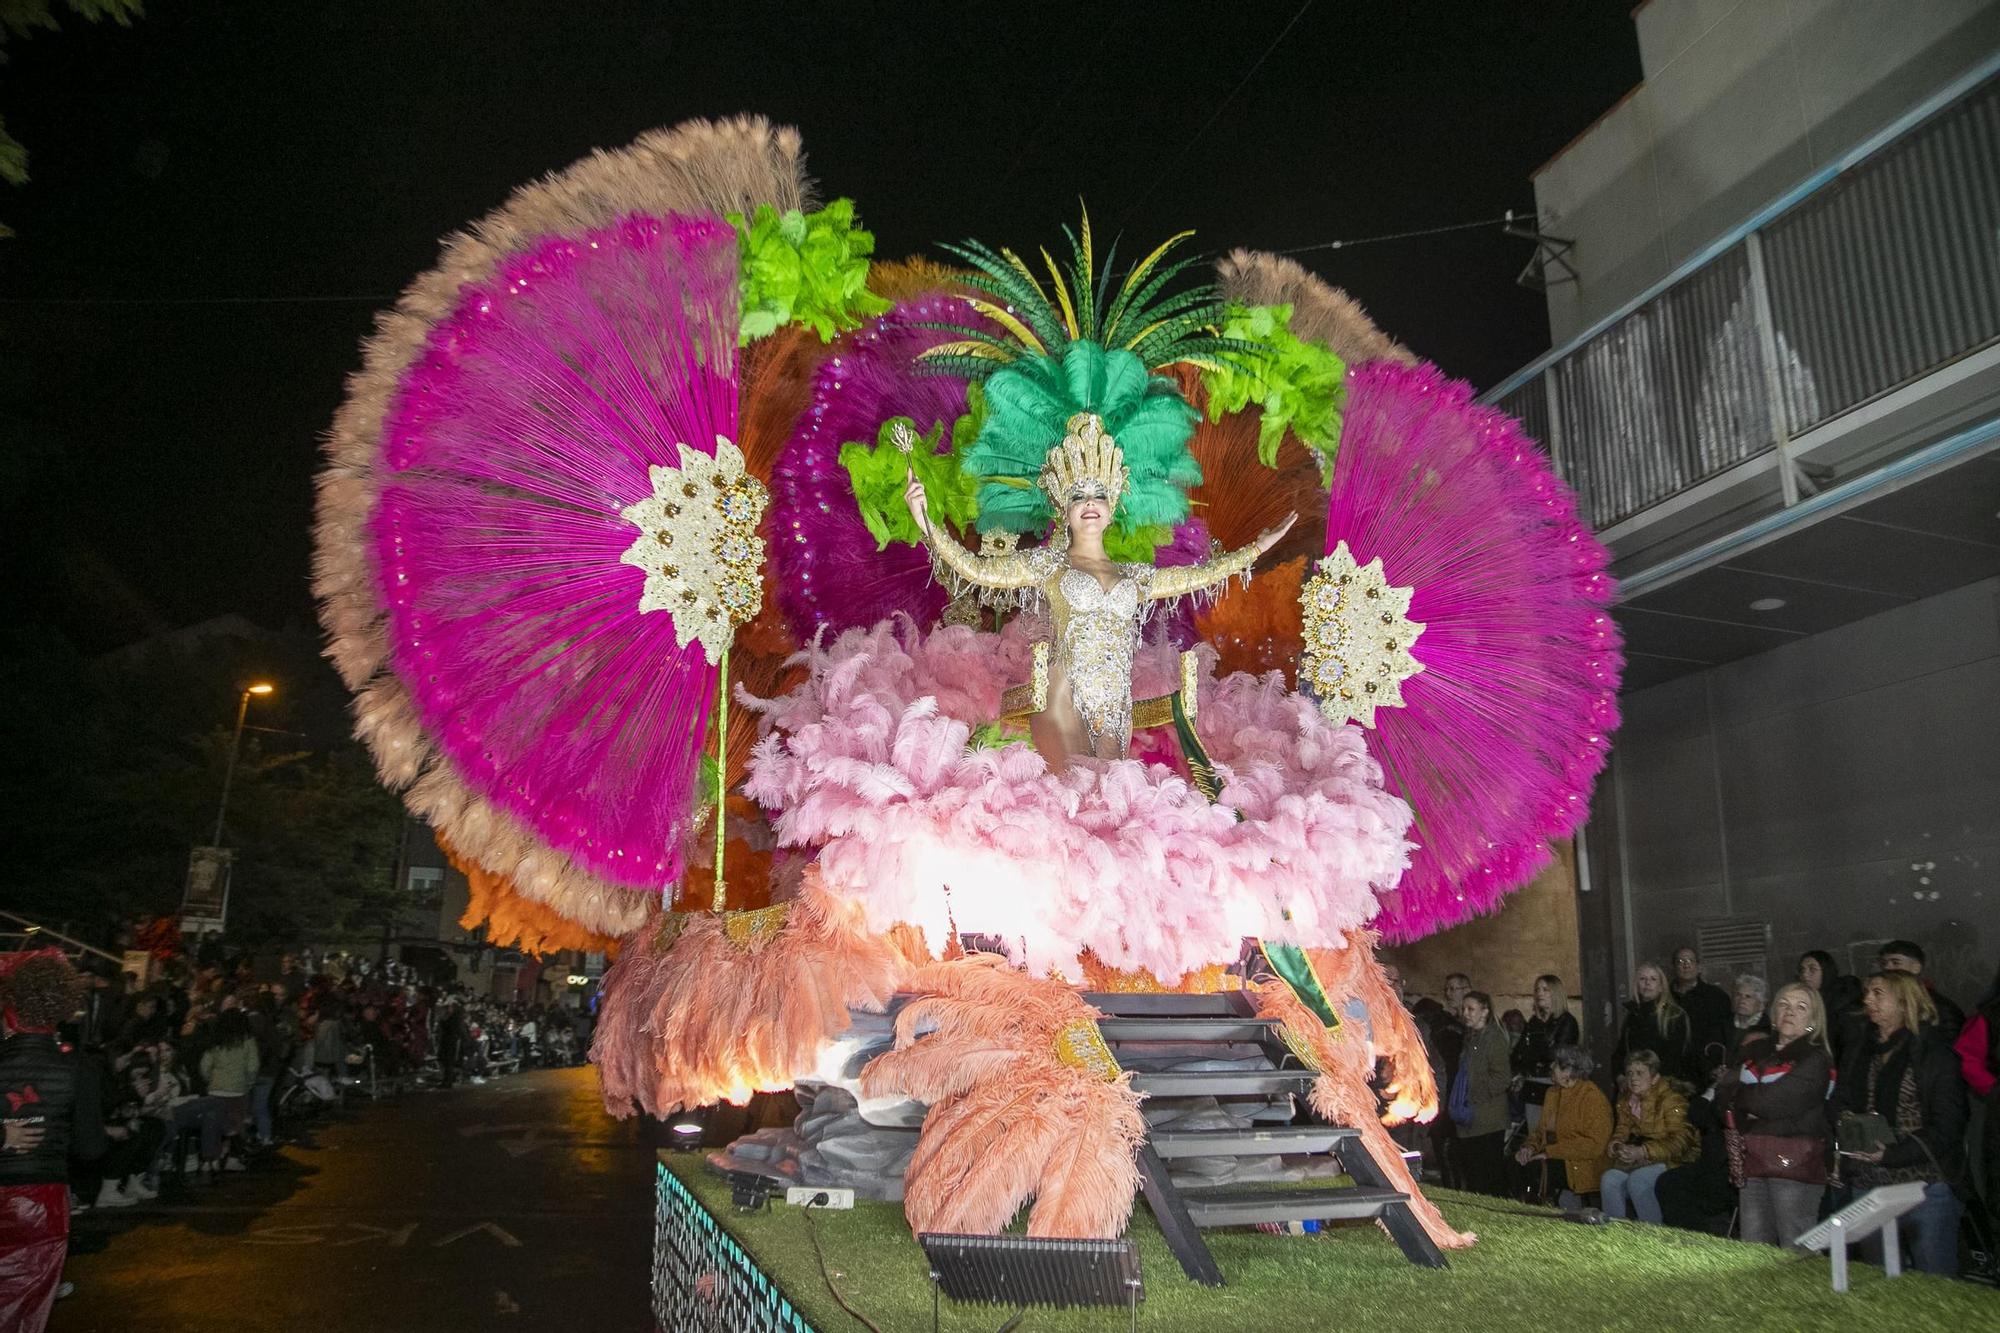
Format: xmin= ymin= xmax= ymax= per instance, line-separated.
xmin=1794 ymin=1180 xmax=1928 ymax=1292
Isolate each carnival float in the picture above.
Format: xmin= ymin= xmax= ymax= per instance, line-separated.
xmin=314 ymin=114 xmax=1621 ymax=1302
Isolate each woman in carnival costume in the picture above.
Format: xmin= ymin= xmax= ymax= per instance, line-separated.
xmin=893 ymin=230 xmax=1294 ymax=767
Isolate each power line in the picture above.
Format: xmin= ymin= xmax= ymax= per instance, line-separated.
xmin=1120 ymin=0 xmax=1316 ymax=222
xmin=1276 ymin=211 xmax=1528 ymax=256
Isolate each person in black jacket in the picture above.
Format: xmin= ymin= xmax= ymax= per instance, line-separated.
xmin=1670 ymin=948 xmax=1732 ymax=1079
xmin=1834 ymin=970 xmax=1969 ymax=1277
xmin=1511 ymin=974 xmax=1581 ymax=1129
xmin=1613 ymin=962 xmax=1699 ymax=1084
xmin=1876 ymin=940 xmax=1967 ymax=1040
xmin=0 ymin=953 xmax=111 ymax=1333
xmin=1797 ymin=950 xmax=1865 ymax=1058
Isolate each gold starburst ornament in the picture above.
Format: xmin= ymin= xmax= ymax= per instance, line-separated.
xmin=1298 ymin=541 xmax=1424 ymax=728
xmin=619 ymin=436 xmax=769 ymax=664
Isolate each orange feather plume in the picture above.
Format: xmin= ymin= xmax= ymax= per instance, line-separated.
xmin=1192 ymin=554 xmax=1306 ymax=683
xmin=1175 ymin=367 xmax=1327 ymax=566
xmin=442 ymin=837 xmax=624 ymax=956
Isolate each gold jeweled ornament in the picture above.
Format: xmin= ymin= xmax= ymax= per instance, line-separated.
xmin=619 ymin=436 xmax=769 ymax=665
xmin=1298 ymin=540 xmax=1424 ymax=729
xmin=1053 ymin=1018 xmax=1122 ymax=1083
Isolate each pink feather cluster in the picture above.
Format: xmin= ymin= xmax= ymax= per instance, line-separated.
xmin=591 ymin=872 xmax=921 ymax=1118
xmin=1326 ymin=362 xmax=1622 ymax=942
xmin=860 ymin=955 xmax=1146 ymax=1238
xmin=373 ymin=213 xmax=744 ymax=890
xmin=742 ymin=619 xmax=1414 ymax=981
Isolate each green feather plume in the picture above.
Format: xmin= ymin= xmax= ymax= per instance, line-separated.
xmin=1200 ymin=303 xmax=1347 ymax=479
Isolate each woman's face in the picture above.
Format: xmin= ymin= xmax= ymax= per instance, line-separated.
xmin=1064 ymin=491 xmax=1110 ymax=542
xmin=1863 ymin=977 xmax=1901 ymax=1033
xmin=1797 ymin=955 xmax=1823 ymax=989
xmin=1533 ymin=978 xmax=1553 ymax=1013
xmin=1459 ymin=997 xmax=1488 ymax=1030
xmin=1625 ymin=1063 xmax=1657 ymax=1095
xmin=1771 ymin=988 xmax=1812 ymax=1042
xmin=1733 ymin=983 xmax=1764 ymax=1019
xmin=1635 ymin=967 xmax=1663 ymax=1002
xmin=1551 ymin=1064 xmax=1577 ymax=1089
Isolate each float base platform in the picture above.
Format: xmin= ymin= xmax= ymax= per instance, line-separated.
xmin=652 ymin=1154 xmax=1987 ymax=1331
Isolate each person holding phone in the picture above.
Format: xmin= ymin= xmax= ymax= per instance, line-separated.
xmin=1832 ymin=971 xmax=1968 ymax=1277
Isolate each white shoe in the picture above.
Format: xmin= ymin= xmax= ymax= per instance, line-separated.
xmin=125 ymin=1176 xmax=160 ymax=1201
xmin=222 ymin=1156 xmax=249 ymax=1172
xmin=55 ymin=1282 xmax=75 ymax=1300
xmin=95 ymin=1181 xmax=138 ymax=1208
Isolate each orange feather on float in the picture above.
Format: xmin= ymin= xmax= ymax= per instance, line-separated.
xmin=591 ymin=869 xmax=924 ymax=1118
xmin=1174 ymin=366 xmax=1327 ymax=565
xmin=442 ymin=838 xmax=624 ymax=956
xmin=1193 ymin=555 xmax=1307 ymax=684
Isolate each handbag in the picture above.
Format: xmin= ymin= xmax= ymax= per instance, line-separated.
xmin=1725 ymin=1111 xmax=1827 ymax=1187
xmin=1447 ymin=1065 xmax=1474 ymax=1127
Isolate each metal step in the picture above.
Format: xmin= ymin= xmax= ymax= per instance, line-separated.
xmin=1150 ymin=1125 xmax=1358 ymax=1159
xmin=1182 ymin=1186 xmax=1406 ymax=1228
xmin=1095 ymin=1017 xmax=1279 ymax=1043
xmin=1082 ymin=992 xmax=1251 ymax=1017
xmin=1128 ymin=1069 xmax=1316 ymax=1097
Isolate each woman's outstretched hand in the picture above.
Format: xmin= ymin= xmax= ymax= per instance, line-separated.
xmin=893 ymin=423 xmax=932 ymax=532
xmin=1253 ymin=512 xmax=1298 ymax=556
xmin=902 ymin=471 xmax=930 ymax=533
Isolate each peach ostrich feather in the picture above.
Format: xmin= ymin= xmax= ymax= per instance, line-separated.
xmin=591 ymin=869 xmax=925 ymax=1118
xmin=860 ymin=956 xmax=1146 ymax=1239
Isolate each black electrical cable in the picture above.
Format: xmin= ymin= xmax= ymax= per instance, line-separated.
xmin=799 ymin=1196 xmax=885 ymax=1333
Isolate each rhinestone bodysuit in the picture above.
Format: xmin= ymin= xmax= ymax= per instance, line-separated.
xmin=920 ymin=526 xmax=1259 ymax=756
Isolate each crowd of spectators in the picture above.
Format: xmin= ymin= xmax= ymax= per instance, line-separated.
xmin=1389 ymin=939 xmax=1999 ymax=1281
xmin=0 ymin=944 xmax=593 ymax=1330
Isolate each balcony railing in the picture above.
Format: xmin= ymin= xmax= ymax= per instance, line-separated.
xmin=1486 ymin=62 xmax=2000 ymax=533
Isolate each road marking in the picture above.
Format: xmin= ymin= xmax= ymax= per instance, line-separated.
xmin=435 ymin=1221 xmax=522 ymax=1248
xmin=245 ymin=1220 xmax=521 ymax=1247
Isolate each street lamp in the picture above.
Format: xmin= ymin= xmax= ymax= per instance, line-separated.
xmin=212 ymin=682 xmax=276 ymax=845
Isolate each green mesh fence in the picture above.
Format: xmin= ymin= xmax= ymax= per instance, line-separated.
xmin=652 ymin=1161 xmax=819 ymax=1333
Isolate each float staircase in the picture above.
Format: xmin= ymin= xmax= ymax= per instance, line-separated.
xmin=1084 ymin=990 xmax=1447 ymax=1285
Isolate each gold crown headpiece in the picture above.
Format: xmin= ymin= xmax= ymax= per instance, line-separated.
xmin=1038 ymin=413 xmax=1129 ymax=512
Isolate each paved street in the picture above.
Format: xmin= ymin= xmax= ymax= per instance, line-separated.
xmin=53 ymin=1068 xmax=657 ymax=1333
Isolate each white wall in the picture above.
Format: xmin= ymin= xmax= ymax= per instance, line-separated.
xmin=1534 ymin=0 xmax=2000 ymax=342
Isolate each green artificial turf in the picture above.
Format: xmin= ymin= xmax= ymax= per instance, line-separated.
xmin=663 ymin=1155 xmax=1995 ymax=1331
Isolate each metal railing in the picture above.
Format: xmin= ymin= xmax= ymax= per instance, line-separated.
xmin=1485 ymin=62 xmax=2000 ymax=532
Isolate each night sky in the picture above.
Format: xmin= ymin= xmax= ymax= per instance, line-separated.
xmin=1 ymin=1 xmax=1639 ymax=653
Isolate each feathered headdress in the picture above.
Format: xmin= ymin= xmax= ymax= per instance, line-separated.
xmin=918 ymin=211 xmax=1261 ymax=536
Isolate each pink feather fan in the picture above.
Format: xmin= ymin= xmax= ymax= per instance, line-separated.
xmin=373 ymin=213 xmax=742 ymax=891
xmin=1325 ymin=362 xmax=1622 ymax=941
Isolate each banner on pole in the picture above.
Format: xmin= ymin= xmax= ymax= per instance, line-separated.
xmin=182 ymin=846 xmax=233 ymax=933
